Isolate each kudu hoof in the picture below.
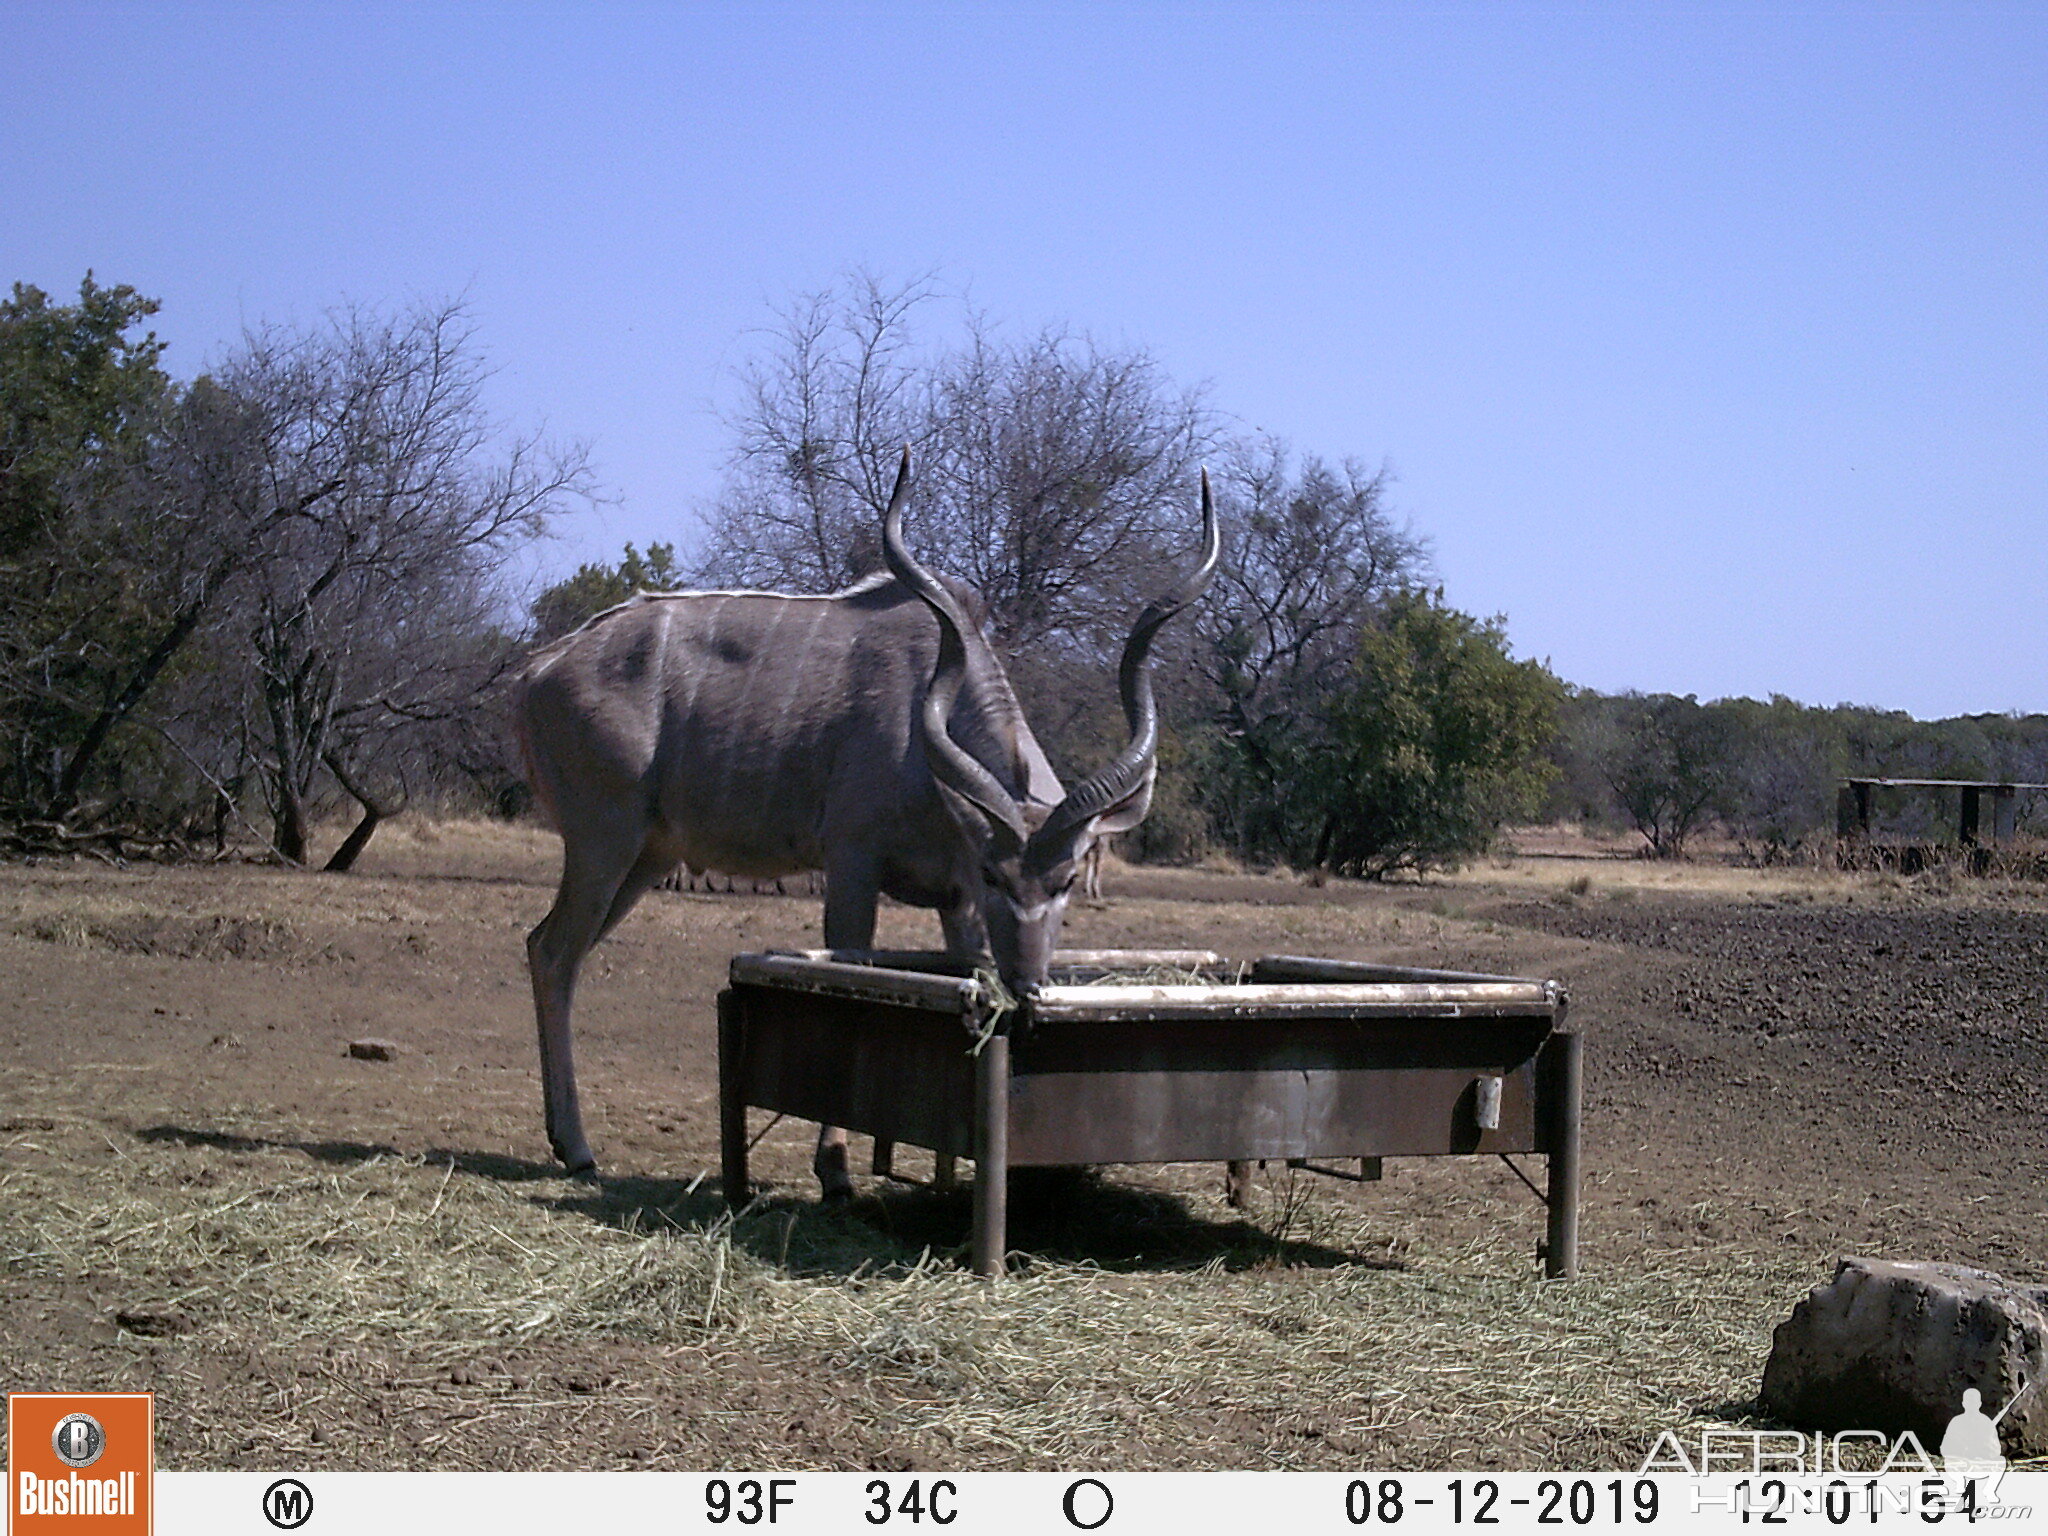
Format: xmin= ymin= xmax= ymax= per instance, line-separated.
xmin=556 ymin=1147 xmax=599 ymax=1179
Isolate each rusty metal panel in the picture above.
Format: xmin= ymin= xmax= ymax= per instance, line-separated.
xmin=730 ymin=986 xmax=976 ymax=1156
xmin=1013 ymin=1014 xmax=1553 ymax=1077
xmin=1006 ymin=1010 xmax=1548 ymax=1163
xmin=1007 ymin=1060 xmax=1541 ymax=1164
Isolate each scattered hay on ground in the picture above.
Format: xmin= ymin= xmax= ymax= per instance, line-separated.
xmin=0 ymin=1115 xmax=1799 ymax=1469
xmin=0 ymin=1136 xmax=755 ymax=1348
xmin=752 ymin=1193 xmax=1796 ymax=1468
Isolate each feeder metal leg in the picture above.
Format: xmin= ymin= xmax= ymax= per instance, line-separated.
xmin=1544 ymin=1031 xmax=1583 ymax=1278
xmin=717 ymin=990 xmax=749 ymax=1211
xmin=972 ymin=1035 xmax=1009 ymax=1278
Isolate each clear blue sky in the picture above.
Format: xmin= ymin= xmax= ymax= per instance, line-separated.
xmin=5 ymin=3 xmax=2043 ymax=718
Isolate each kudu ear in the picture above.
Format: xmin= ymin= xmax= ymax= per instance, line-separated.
xmin=1032 ymin=764 xmax=1153 ymax=870
xmin=929 ymin=778 xmax=1024 ymax=858
xmin=1089 ymin=766 xmax=1156 ymax=836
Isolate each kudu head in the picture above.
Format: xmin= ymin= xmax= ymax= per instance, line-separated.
xmin=880 ymin=447 xmax=1220 ymax=994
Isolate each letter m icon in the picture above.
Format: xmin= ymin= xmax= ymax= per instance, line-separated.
xmin=262 ymin=1478 xmax=313 ymax=1529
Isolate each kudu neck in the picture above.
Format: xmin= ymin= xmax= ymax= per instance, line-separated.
xmin=941 ymin=644 xmax=1044 ymax=809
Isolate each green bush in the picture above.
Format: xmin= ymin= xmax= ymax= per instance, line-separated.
xmin=1311 ymin=590 xmax=1563 ymax=878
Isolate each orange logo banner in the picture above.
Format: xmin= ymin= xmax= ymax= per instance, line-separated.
xmin=6 ymin=1395 xmax=152 ymax=1535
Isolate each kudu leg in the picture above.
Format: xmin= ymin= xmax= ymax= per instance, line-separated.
xmin=595 ymin=843 xmax=683 ymax=947
xmin=810 ymin=857 xmax=882 ymax=1201
xmin=527 ymin=899 xmax=609 ymax=1172
xmin=1225 ymin=1160 xmax=1254 ymax=1208
xmin=812 ymin=1127 xmax=854 ymax=1201
xmin=527 ymin=827 xmax=677 ymax=1176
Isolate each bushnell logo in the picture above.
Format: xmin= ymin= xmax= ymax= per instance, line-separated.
xmin=50 ymin=1413 xmax=106 ymax=1470
xmin=8 ymin=1393 xmax=153 ymax=1532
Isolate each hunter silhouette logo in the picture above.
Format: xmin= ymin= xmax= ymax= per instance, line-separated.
xmin=1941 ymin=1372 xmax=2036 ymax=1505
xmin=8 ymin=1393 xmax=152 ymax=1533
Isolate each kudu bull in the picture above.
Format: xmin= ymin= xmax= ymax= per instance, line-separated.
xmin=513 ymin=450 xmax=1218 ymax=1194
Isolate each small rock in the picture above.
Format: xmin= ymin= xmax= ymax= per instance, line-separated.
xmin=348 ymin=1038 xmax=401 ymax=1061
xmin=449 ymin=1365 xmax=473 ymax=1386
xmin=507 ymin=1374 xmax=530 ymax=1390
xmin=309 ymin=1426 xmax=329 ymax=1445
xmin=1761 ymin=1256 xmax=2048 ymax=1454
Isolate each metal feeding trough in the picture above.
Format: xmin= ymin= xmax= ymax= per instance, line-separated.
xmin=717 ymin=948 xmax=1581 ymax=1278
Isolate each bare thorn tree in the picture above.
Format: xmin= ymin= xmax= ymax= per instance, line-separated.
xmin=696 ymin=273 xmax=942 ymax=591
xmin=694 ymin=274 xmax=1216 ymax=661
xmin=196 ymin=299 xmax=591 ymax=864
xmin=924 ymin=317 xmax=1213 ymax=652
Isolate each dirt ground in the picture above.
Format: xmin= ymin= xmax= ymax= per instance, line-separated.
xmin=2 ymin=821 xmax=2044 ymax=1471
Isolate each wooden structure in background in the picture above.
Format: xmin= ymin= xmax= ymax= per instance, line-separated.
xmin=1837 ymin=778 xmax=2048 ymax=846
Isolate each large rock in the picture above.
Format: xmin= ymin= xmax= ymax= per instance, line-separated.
xmin=1761 ymin=1257 xmax=2048 ymax=1454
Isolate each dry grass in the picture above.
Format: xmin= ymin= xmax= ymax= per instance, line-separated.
xmin=0 ymin=1107 xmax=1800 ymax=1469
xmin=1445 ymin=853 xmax=1862 ymax=903
xmin=768 ymin=1225 xmax=1789 ymax=1467
xmin=8 ymin=908 xmax=334 ymax=964
xmin=0 ymin=1132 xmax=748 ymax=1348
xmin=1437 ymin=849 xmax=2048 ymax=915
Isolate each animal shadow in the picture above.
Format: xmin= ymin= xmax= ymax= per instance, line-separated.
xmin=133 ymin=1123 xmax=738 ymax=1230
xmin=717 ymin=1167 xmax=1395 ymax=1278
xmin=129 ymin=1125 xmax=1388 ymax=1277
xmin=134 ymin=1124 xmax=640 ymax=1190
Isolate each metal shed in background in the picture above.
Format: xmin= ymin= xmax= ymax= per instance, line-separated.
xmin=1837 ymin=778 xmax=2048 ymax=846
